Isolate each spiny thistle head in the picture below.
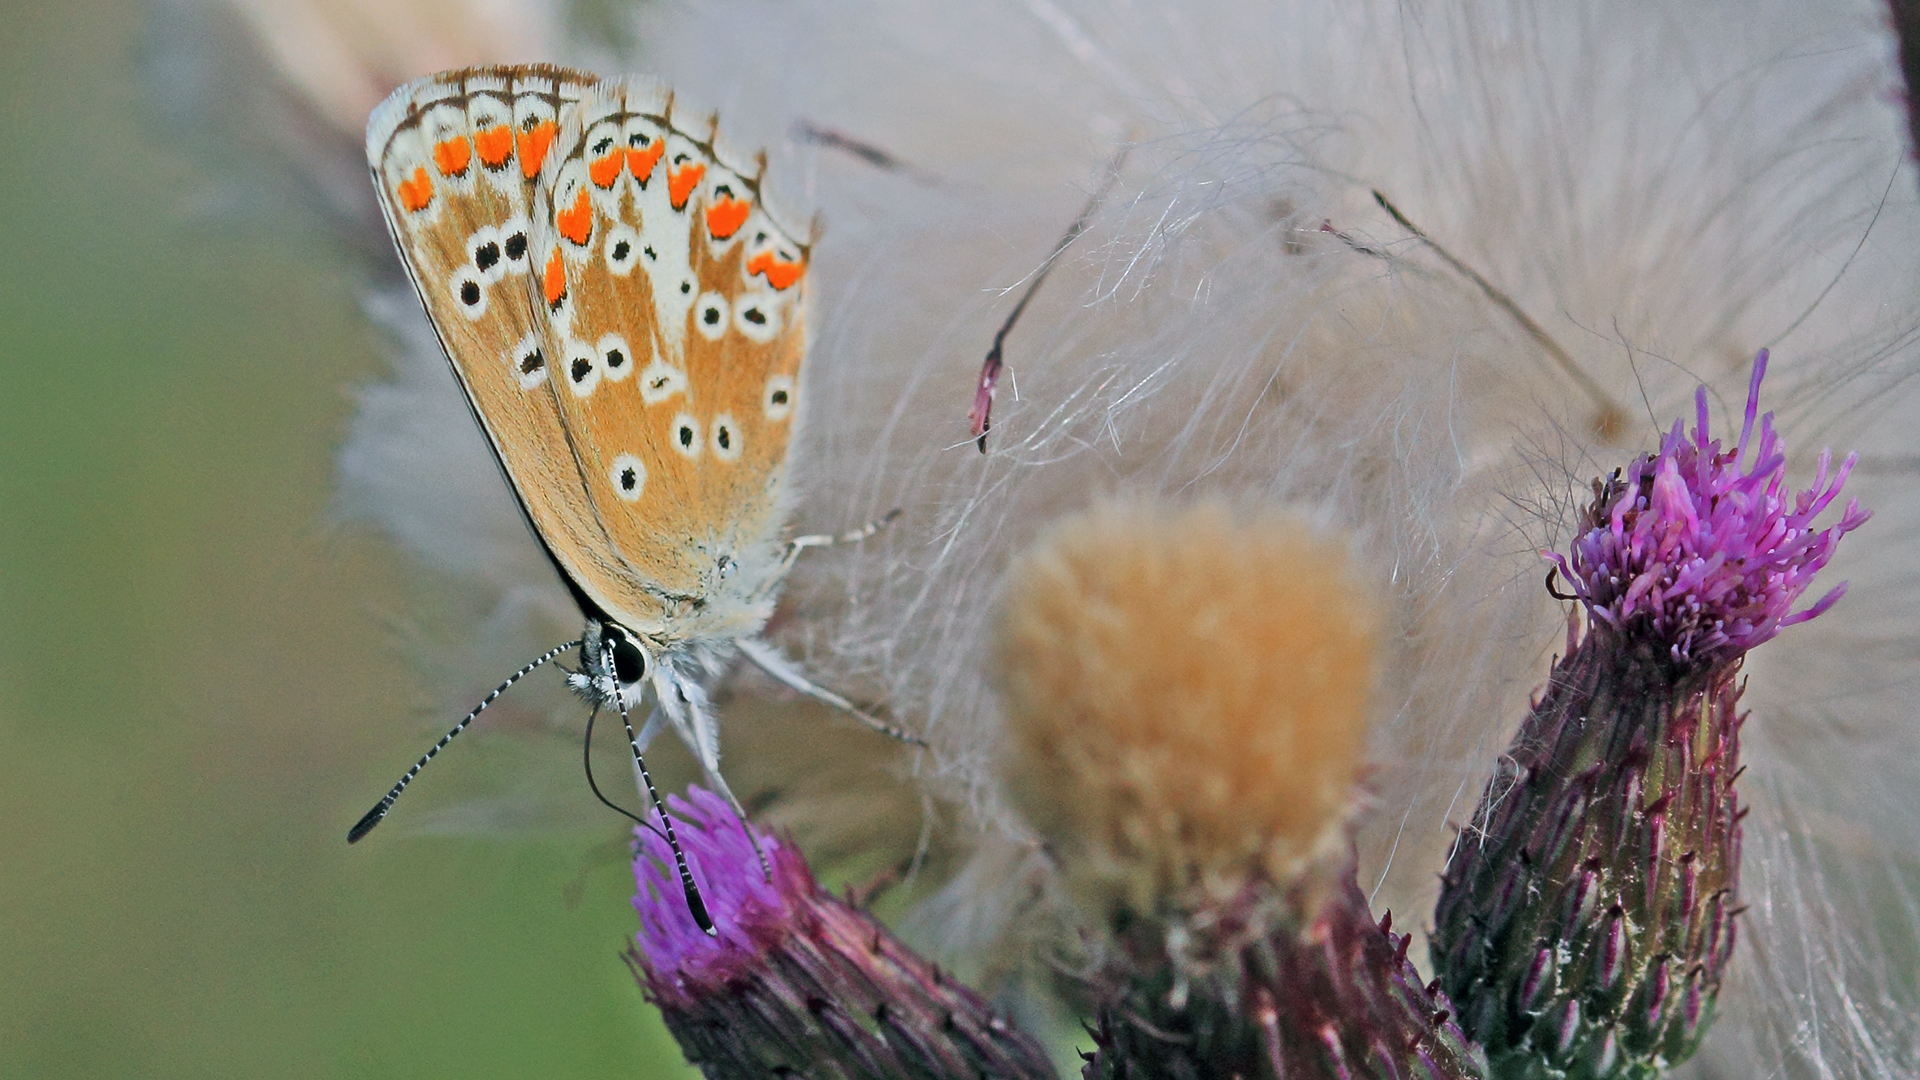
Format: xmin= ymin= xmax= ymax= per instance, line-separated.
xmin=996 ymin=499 xmax=1379 ymax=928
xmin=1548 ymin=350 xmax=1868 ymax=669
xmin=1432 ymin=353 xmax=1870 ymax=1079
xmin=630 ymin=789 xmax=1055 ymax=1080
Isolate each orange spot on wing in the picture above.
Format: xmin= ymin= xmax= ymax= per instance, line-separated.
xmin=556 ymin=188 xmax=593 ymax=245
xmin=705 ymin=196 xmax=751 ymax=240
xmin=543 ymin=248 xmax=567 ymax=307
xmin=627 ymin=141 xmax=665 ymax=184
xmin=589 ymin=151 xmax=624 ymax=189
xmin=432 ymin=137 xmax=471 ymax=177
xmin=396 ymin=166 xmax=434 ymax=212
xmin=747 ymin=250 xmax=806 ymax=290
xmin=518 ymin=122 xmax=556 ymax=179
xmin=668 ymin=160 xmax=706 ymax=210
xmin=474 ymin=125 xmax=514 ymax=169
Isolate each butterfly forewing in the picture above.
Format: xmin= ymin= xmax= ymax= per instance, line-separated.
xmin=528 ymin=78 xmax=811 ymax=638
xmin=366 ymin=66 xmax=627 ymax=608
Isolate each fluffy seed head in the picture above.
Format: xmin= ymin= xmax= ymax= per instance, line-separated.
xmin=996 ymin=499 xmax=1379 ymax=924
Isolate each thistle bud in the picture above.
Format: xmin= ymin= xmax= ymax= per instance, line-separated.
xmin=997 ymin=499 xmax=1484 ymax=1079
xmin=1430 ymin=353 xmax=1867 ymax=1078
xmin=1080 ymin=864 xmax=1487 ymax=1080
xmin=630 ymin=788 xmax=1055 ymax=1080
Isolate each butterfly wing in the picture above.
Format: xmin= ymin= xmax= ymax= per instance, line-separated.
xmin=527 ymin=78 xmax=812 ymax=640
xmin=366 ymin=66 xmax=635 ymax=614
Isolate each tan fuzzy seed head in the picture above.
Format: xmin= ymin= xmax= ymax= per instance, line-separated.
xmin=996 ymin=499 xmax=1378 ymax=924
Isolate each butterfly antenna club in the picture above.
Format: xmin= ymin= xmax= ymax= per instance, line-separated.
xmin=346 ymin=640 xmax=580 ymax=843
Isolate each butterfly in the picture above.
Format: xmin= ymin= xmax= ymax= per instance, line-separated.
xmin=350 ymin=65 xmax=915 ymax=931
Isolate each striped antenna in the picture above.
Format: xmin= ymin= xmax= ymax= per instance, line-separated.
xmin=346 ymin=640 xmax=580 ymax=843
xmin=605 ymin=641 xmax=716 ymax=936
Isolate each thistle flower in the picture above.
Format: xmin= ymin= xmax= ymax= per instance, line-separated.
xmin=998 ymin=500 xmax=1483 ymax=1079
xmin=1079 ymin=869 xmax=1486 ymax=1080
xmin=1545 ymin=351 xmax=1867 ymax=672
xmin=1432 ymin=355 xmax=1867 ymax=1079
xmin=630 ymin=787 xmax=1055 ymax=1080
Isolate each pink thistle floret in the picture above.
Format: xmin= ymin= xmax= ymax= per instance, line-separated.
xmin=631 ymin=787 xmax=814 ymax=1007
xmin=1547 ymin=351 xmax=1869 ymax=668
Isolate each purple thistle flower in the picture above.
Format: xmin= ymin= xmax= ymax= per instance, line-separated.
xmin=1433 ymin=353 xmax=1867 ymax=1079
xmin=632 ymin=788 xmax=814 ymax=1004
xmin=1547 ymin=350 xmax=1868 ymax=668
xmin=630 ymin=788 xmax=1055 ymax=1080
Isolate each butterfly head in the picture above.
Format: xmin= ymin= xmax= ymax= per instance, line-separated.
xmin=573 ymin=618 xmax=654 ymax=713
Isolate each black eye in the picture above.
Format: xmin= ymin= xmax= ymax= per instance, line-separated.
xmin=770 ymin=389 xmax=789 ymax=405
xmin=644 ymin=246 xmax=657 ymax=260
xmin=593 ymin=136 xmax=614 ymax=154
xmin=474 ymin=241 xmax=500 ymax=271
xmin=460 ymin=281 xmax=481 ymax=306
xmin=716 ymin=425 xmax=731 ymax=450
xmin=520 ymin=349 xmax=544 ymax=374
xmin=571 ymin=357 xmax=592 ymax=382
xmin=703 ymin=306 xmax=721 ymax=325
xmin=605 ymin=349 xmax=625 ymax=369
xmin=754 ymin=231 xmax=767 ymax=243
xmin=504 ymin=232 xmax=527 ymax=260
xmin=628 ymin=132 xmax=652 ymax=148
xmin=608 ymin=630 xmax=646 ymax=683
xmin=612 ymin=240 xmax=630 ymax=261
xmin=680 ymin=280 xmax=692 ymax=294
xmin=742 ymin=307 xmax=766 ymax=325
xmin=678 ymin=425 xmax=694 ymax=448
xmin=619 ymin=466 xmax=638 ymax=491
xmin=715 ymin=184 xmax=733 ymax=199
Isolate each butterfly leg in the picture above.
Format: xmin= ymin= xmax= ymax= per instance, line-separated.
xmin=736 ymin=637 xmax=926 ymax=747
xmin=696 ymin=762 xmax=773 ymax=881
xmin=654 ymin=666 xmax=773 ymax=880
xmin=620 ymin=706 xmax=666 ymax=800
xmin=770 ymin=507 xmax=903 ymax=583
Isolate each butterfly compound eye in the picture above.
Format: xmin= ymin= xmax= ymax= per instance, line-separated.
xmin=607 ymin=628 xmax=647 ymax=684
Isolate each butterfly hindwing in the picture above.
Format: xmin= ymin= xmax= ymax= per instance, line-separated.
xmin=529 ymin=78 xmax=812 ymax=638
xmin=367 ymin=66 xmax=634 ymax=612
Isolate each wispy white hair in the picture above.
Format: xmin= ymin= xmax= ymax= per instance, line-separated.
xmin=332 ymin=0 xmax=1920 ymax=1074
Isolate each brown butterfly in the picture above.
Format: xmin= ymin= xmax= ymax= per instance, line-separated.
xmin=352 ymin=65 xmax=914 ymax=931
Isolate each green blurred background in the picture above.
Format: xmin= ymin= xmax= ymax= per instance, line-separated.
xmin=0 ymin=1 xmax=699 ymax=1075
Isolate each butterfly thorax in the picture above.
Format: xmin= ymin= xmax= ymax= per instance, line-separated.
xmin=608 ymin=528 xmax=789 ymax=645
